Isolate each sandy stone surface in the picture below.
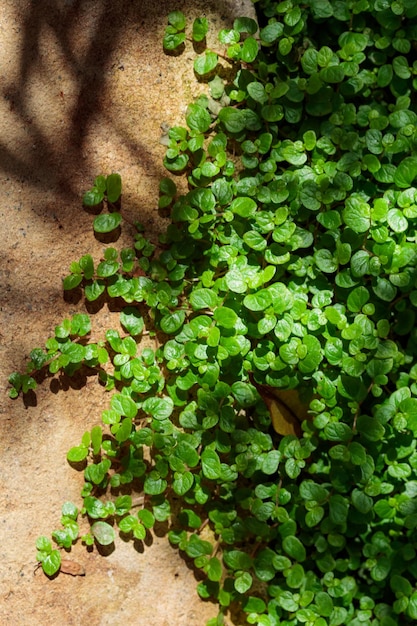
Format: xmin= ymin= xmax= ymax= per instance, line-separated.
xmin=0 ymin=1 xmax=256 ymax=624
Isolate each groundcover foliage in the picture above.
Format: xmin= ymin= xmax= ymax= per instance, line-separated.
xmin=10 ymin=1 xmax=417 ymax=623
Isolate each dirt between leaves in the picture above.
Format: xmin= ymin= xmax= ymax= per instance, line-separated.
xmin=0 ymin=1 xmax=255 ymax=624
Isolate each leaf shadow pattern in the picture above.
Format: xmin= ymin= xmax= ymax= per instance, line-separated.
xmin=1 ymin=0 xmax=253 ymax=206
xmin=2 ymin=0 xmax=161 ymax=198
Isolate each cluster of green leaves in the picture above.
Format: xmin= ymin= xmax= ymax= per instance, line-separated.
xmin=82 ymin=173 xmax=123 ymax=235
xmin=8 ymin=313 xmax=107 ymax=397
xmin=163 ymin=10 xmax=209 ymax=51
xmin=10 ymin=2 xmax=417 ymax=624
xmin=36 ymin=502 xmax=79 ymax=575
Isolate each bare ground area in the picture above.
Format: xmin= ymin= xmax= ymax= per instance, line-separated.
xmin=0 ymin=1 xmax=255 ymax=624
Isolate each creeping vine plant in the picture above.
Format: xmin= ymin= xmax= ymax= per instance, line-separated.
xmin=10 ymin=1 xmax=417 ymax=624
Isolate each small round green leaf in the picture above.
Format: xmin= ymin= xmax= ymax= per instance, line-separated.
xmin=201 ymin=448 xmax=222 ymax=479
xmin=213 ymin=307 xmax=238 ymax=328
xmin=138 ymin=509 xmax=155 ymax=529
xmin=36 ymin=536 xmax=52 ymax=552
xmin=168 ymin=10 xmax=186 ymax=30
xmin=144 ymin=472 xmax=167 ymax=495
xmin=91 ymin=521 xmax=115 ymax=546
xmin=186 ymin=104 xmax=212 ymax=133
xmin=110 ymin=393 xmax=138 ymax=419
xmin=159 ymin=177 xmax=177 ymax=196
xmin=261 ymin=104 xmax=284 ymax=123
xmin=41 ymin=550 xmax=61 ymax=576
xmin=194 ymin=51 xmax=218 ymax=76
xmin=230 ymin=196 xmax=257 ymax=217
xmin=173 ymin=471 xmax=194 ymax=495
xmin=351 ymin=489 xmax=373 ymax=513
xmin=142 ymin=396 xmax=174 ymax=420
xmin=243 ymin=289 xmax=272 ymax=311
xmin=241 ymin=37 xmax=259 ymax=63
xmin=247 ymin=82 xmax=267 ymax=104
xmin=114 ymin=417 xmax=133 ymax=443
xmin=93 ymin=212 xmax=122 ymax=234
xmin=347 ymin=286 xmax=370 ymax=312
xmin=189 ymin=288 xmax=218 ymax=310
xmin=387 ymin=208 xmax=408 ymax=233
xmin=231 ymin=381 xmax=258 ymax=407
xmin=133 ymin=523 xmax=147 ymax=541
xmin=356 ymin=414 xmax=385 ymax=441
xmin=261 ymin=22 xmax=284 ymax=44
xmin=224 ymin=549 xmax=253 ymax=570
xmin=63 ymin=274 xmax=83 ymax=290
xmin=342 ymin=196 xmax=371 ymax=233
xmin=120 ymin=307 xmax=144 ymax=336
xmin=192 ymin=17 xmax=208 ymax=42
xmin=160 ymin=310 xmax=186 ymax=334
xmin=394 ymin=157 xmax=417 ymax=188
xmin=235 ymin=571 xmax=253 ymax=593
xmin=67 ymin=445 xmax=88 ymax=462
xmin=282 ymin=536 xmax=306 ymax=562
xmin=314 ymin=249 xmax=338 ymax=274
xmin=85 ymin=280 xmax=105 ymax=302
xmin=218 ymin=107 xmax=246 ymax=133
xmin=233 ymin=17 xmax=258 ymax=34
xmin=106 ymin=173 xmax=122 ymax=203
xmin=83 ymin=189 xmax=104 ymax=206
xmin=163 ymin=32 xmax=186 ymax=51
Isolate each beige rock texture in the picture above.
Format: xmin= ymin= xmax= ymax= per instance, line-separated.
xmin=0 ymin=1 xmax=256 ymax=624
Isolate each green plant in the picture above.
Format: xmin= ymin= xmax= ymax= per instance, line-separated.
xmin=10 ymin=2 xmax=417 ymax=624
